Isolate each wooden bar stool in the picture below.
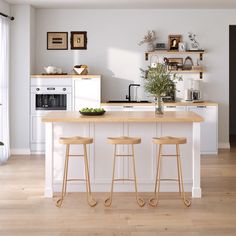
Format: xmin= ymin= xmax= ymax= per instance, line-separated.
xmin=149 ymin=136 xmax=191 ymax=207
xmin=104 ymin=136 xmax=145 ymax=207
xmin=56 ymin=136 xmax=97 ymax=208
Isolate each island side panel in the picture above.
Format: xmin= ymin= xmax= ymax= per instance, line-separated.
xmin=192 ymin=122 xmax=201 ymax=198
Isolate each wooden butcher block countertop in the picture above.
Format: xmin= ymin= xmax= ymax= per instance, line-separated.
xmin=42 ymin=111 xmax=204 ymax=123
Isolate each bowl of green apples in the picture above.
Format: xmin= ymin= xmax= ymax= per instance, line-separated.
xmin=79 ymin=107 xmax=106 ymax=116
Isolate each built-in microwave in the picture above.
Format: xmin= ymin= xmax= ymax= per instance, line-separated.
xmin=31 ymin=86 xmax=72 ymax=113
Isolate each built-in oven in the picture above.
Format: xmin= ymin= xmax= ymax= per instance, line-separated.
xmin=31 ymin=86 xmax=72 ymax=113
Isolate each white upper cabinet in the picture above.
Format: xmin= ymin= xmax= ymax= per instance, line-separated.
xmin=73 ymin=77 xmax=101 ymax=111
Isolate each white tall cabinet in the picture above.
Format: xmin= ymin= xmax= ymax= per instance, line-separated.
xmin=30 ymin=75 xmax=101 ymax=154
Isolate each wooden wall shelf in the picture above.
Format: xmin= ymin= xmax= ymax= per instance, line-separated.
xmin=145 ymin=50 xmax=205 ymax=61
xmin=145 ymin=50 xmax=205 ymax=79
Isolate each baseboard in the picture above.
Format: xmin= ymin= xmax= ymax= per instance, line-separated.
xmin=53 ymin=182 xmax=193 ymax=193
xmin=10 ymin=149 xmax=31 ymax=155
xmin=218 ymin=142 xmax=230 ymax=149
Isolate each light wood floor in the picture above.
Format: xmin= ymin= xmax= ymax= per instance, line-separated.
xmin=1 ymin=149 xmax=236 ymax=236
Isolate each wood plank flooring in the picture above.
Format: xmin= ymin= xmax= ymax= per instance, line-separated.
xmin=1 ymin=149 xmax=236 ymax=235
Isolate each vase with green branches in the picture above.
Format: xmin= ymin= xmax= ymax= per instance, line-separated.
xmin=141 ymin=63 xmax=182 ymax=114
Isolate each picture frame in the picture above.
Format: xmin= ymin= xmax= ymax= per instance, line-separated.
xmin=178 ymin=42 xmax=186 ymax=52
xmin=47 ymin=32 xmax=68 ymax=50
xmin=71 ymin=31 xmax=87 ymax=50
xmin=168 ymin=35 xmax=182 ymax=51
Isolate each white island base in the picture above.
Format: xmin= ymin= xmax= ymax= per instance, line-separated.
xmin=43 ymin=111 xmax=202 ymax=198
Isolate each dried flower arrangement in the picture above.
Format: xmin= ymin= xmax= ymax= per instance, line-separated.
xmin=138 ymin=30 xmax=156 ymax=46
xmin=188 ymin=32 xmax=200 ymax=50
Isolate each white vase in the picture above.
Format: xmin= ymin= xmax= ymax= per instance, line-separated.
xmin=147 ymin=42 xmax=154 ymax=52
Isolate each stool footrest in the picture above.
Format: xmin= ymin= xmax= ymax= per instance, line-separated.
xmin=159 ymin=178 xmax=179 ymax=182
xmin=113 ymin=178 xmax=135 ymax=182
xmin=68 ymin=154 xmax=84 ymax=157
xmin=115 ymin=154 xmax=133 ymax=157
xmin=66 ymin=178 xmax=87 ymax=182
xmin=161 ymin=154 xmax=180 ymax=157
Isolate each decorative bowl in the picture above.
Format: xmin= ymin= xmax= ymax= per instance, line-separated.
xmin=79 ymin=111 xmax=106 ymax=116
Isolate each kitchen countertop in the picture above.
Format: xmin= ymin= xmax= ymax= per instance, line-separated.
xmin=101 ymin=101 xmax=218 ymax=106
xmin=42 ymin=111 xmax=203 ymax=123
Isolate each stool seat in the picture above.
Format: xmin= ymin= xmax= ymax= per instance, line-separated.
xmin=153 ymin=136 xmax=187 ymax=145
xmin=59 ymin=136 xmax=93 ymax=145
xmin=107 ymin=136 xmax=141 ymax=145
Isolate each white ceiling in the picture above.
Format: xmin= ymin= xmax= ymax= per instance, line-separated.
xmin=5 ymin=0 xmax=236 ymax=9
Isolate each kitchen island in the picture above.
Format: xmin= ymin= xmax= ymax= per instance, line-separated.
xmin=42 ymin=111 xmax=203 ymax=198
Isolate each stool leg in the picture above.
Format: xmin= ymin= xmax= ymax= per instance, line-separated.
xmin=176 ymin=144 xmax=191 ymax=207
xmin=104 ymin=144 xmax=117 ymax=207
xmin=176 ymin=145 xmax=182 ymax=197
xmin=149 ymin=144 xmax=162 ymax=207
xmin=83 ymin=144 xmax=97 ymax=207
xmin=131 ymin=144 xmax=145 ymax=207
xmin=56 ymin=144 xmax=70 ymax=207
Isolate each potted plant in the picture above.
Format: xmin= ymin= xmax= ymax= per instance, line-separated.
xmin=141 ymin=63 xmax=181 ymax=114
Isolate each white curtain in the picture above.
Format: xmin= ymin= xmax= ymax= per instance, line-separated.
xmin=0 ymin=16 xmax=10 ymax=164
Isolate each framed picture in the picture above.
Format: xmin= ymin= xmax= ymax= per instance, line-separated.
xmin=168 ymin=35 xmax=182 ymax=51
xmin=167 ymin=58 xmax=183 ymax=70
xmin=47 ymin=32 xmax=68 ymax=50
xmin=71 ymin=31 xmax=87 ymax=50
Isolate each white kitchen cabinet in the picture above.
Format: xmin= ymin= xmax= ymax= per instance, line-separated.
xmin=73 ymin=77 xmax=101 ymax=111
xmin=102 ymin=103 xmax=218 ymax=154
xmin=30 ymin=115 xmax=45 ymax=153
xmin=187 ymin=105 xmax=218 ymax=154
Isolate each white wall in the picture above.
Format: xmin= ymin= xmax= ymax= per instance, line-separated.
xmin=34 ymin=9 xmax=233 ymax=146
xmin=0 ymin=0 xmax=10 ymax=15
xmin=10 ymin=5 xmax=35 ymax=154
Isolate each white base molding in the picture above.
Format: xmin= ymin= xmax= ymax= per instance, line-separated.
xmin=52 ymin=182 xmax=193 ymax=194
xmin=192 ymin=187 xmax=202 ymax=198
xmin=44 ymin=188 xmax=53 ymax=198
xmin=10 ymin=149 xmax=31 ymax=155
xmin=218 ymin=142 xmax=230 ymax=149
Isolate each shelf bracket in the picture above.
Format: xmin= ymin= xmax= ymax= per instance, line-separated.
xmin=200 ymin=53 xmax=203 ymax=61
xmin=145 ymin=53 xmax=148 ymax=61
xmin=200 ymin=72 xmax=203 ymax=79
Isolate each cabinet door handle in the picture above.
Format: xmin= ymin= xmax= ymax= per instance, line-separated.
xmin=123 ymin=106 xmax=133 ymax=108
xmin=166 ymin=106 xmax=176 ymax=108
xmin=197 ymin=106 xmax=206 ymax=108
